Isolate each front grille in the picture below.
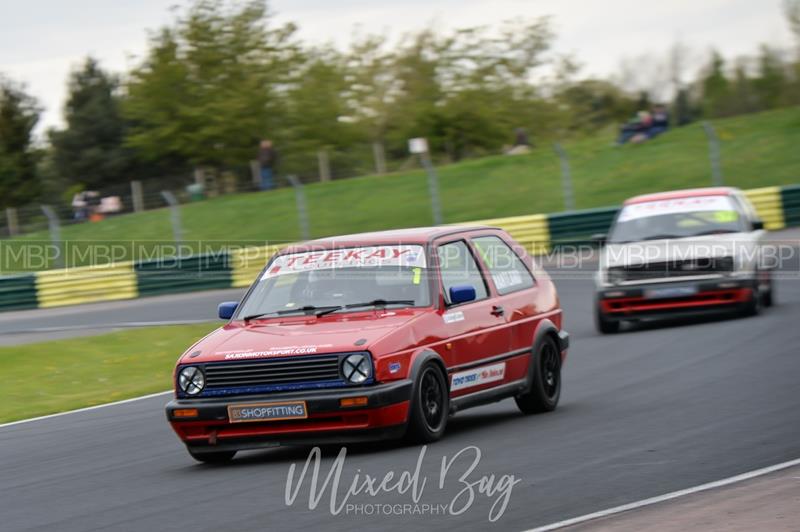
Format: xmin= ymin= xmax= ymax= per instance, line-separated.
xmin=179 ymin=352 xmax=373 ymax=398
xmin=612 ymin=256 xmax=734 ymax=282
xmin=205 ymin=355 xmax=341 ymax=389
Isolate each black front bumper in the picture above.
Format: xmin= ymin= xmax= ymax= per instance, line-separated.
xmin=167 ymin=380 xmax=414 ymax=450
xmin=166 ymin=379 xmax=413 ymax=423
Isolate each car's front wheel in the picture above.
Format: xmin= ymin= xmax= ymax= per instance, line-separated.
xmin=406 ymin=361 xmax=449 ymax=443
xmin=761 ymin=271 xmax=774 ymax=307
xmin=515 ymin=335 xmax=561 ymax=414
xmin=595 ymin=303 xmax=620 ymax=334
xmin=188 ymin=449 xmax=237 ymax=464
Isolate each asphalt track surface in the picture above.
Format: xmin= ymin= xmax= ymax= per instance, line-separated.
xmin=2 ymin=238 xmax=800 ymax=531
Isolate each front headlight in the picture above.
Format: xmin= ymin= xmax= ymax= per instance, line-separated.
xmin=342 ymin=353 xmax=371 ymax=384
xmin=178 ymin=366 xmax=205 ymax=395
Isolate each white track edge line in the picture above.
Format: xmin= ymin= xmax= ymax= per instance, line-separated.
xmin=0 ymin=390 xmax=172 ymax=429
xmin=524 ymin=456 xmax=800 ymax=532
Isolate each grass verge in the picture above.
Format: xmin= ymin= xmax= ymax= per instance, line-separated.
xmin=4 ymin=107 xmax=800 ymax=270
xmin=0 ymin=322 xmax=218 ymax=424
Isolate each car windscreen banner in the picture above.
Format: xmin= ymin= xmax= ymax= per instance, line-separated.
xmin=261 ymin=245 xmax=427 ymax=279
xmin=617 ymin=195 xmax=737 ymax=222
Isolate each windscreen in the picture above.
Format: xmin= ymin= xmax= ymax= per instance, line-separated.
xmin=609 ymin=195 xmax=747 ymax=243
xmin=236 ymin=245 xmax=431 ymax=318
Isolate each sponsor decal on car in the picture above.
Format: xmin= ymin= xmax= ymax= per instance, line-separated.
xmin=228 ymin=401 xmax=308 ymax=423
xmin=450 ymin=362 xmax=506 ymax=392
xmin=443 ymin=311 xmax=465 ymax=323
xmin=262 ymin=245 xmax=427 ymax=279
xmin=218 ymin=345 xmax=331 ymax=360
xmin=618 ymin=195 xmax=736 ymax=222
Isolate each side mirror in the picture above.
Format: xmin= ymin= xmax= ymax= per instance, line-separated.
xmin=218 ymin=301 xmax=238 ymax=320
xmin=449 ymin=285 xmax=476 ymax=305
xmin=592 ymin=233 xmax=607 ymax=246
xmin=751 ymin=220 xmax=764 ymax=231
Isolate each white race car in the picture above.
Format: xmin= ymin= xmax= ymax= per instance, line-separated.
xmin=594 ymin=187 xmax=773 ymax=334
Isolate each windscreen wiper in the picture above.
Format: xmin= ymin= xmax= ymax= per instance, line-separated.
xmin=691 ymin=229 xmax=740 ymax=237
xmin=642 ymin=234 xmax=681 ymax=241
xmin=315 ymin=299 xmax=416 ymax=317
xmin=242 ymin=305 xmax=340 ymax=321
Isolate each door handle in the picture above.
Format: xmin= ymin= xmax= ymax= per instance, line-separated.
xmin=491 ymin=305 xmax=505 ymax=316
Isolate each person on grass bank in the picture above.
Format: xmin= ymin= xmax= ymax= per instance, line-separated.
xmin=257 ymin=139 xmax=279 ymax=190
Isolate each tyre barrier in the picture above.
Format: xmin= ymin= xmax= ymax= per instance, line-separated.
xmin=0 ymin=274 xmax=38 ymax=311
xmin=0 ymin=184 xmax=798 ymax=311
xmin=135 ymin=253 xmax=232 ymax=297
xmin=36 ymin=262 xmax=137 ymax=308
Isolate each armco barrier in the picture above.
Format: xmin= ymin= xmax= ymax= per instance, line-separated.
xmin=744 ymin=187 xmax=785 ymax=230
xmin=547 ymin=207 xmax=619 ymax=249
xmin=0 ymin=274 xmax=38 ymax=311
xmin=135 ymin=253 xmax=233 ymax=297
xmin=781 ymin=184 xmax=800 ymax=227
xmin=3 ymin=184 xmax=799 ymax=313
xmin=471 ymin=213 xmax=550 ymax=255
xmin=35 ymin=262 xmax=138 ymax=308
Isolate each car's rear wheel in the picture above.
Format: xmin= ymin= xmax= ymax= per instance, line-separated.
xmin=515 ymin=335 xmax=561 ymax=414
xmin=406 ymin=362 xmax=449 ymax=443
xmin=595 ymin=303 xmax=620 ymax=334
xmin=188 ymin=449 xmax=237 ymax=464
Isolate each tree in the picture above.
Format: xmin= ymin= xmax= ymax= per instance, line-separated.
xmin=785 ymin=0 xmax=800 ymax=48
xmin=280 ymin=47 xmax=367 ymax=178
xmin=700 ymin=50 xmax=732 ymax=117
xmin=124 ymin=0 xmax=299 ymax=172
xmin=0 ymin=78 xmax=41 ymax=208
xmin=49 ymin=58 xmax=132 ymax=189
xmin=752 ymin=45 xmax=788 ymax=110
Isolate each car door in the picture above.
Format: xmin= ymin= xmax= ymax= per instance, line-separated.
xmin=470 ymin=234 xmax=540 ymax=363
xmin=435 ymin=239 xmax=511 ymax=397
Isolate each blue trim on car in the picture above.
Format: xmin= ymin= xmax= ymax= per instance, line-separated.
xmin=195 ymin=377 xmax=375 ymax=398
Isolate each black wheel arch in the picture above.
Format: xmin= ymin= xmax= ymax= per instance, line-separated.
xmin=524 ymin=319 xmax=564 ymax=393
xmin=408 ymin=348 xmax=450 ymax=393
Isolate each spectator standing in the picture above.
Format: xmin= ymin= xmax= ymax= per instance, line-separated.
xmin=257 ymin=139 xmax=278 ymax=190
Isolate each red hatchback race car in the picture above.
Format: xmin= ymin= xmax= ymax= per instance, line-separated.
xmin=166 ymin=226 xmax=569 ymax=463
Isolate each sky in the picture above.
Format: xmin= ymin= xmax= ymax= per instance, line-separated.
xmin=0 ymin=0 xmax=794 ymax=134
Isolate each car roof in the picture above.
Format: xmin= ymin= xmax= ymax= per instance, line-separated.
xmin=280 ymin=225 xmax=498 ymax=253
xmin=624 ymin=187 xmax=739 ymax=205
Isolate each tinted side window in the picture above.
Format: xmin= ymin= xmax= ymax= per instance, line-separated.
xmin=472 ymin=236 xmax=535 ymax=295
xmin=437 ymin=241 xmax=488 ymax=304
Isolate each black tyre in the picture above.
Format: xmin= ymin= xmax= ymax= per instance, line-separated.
xmin=515 ymin=335 xmax=561 ymax=414
xmin=188 ymin=449 xmax=237 ymax=464
xmin=741 ymin=281 xmax=762 ymax=317
xmin=595 ymin=304 xmax=620 ymax=334
xmin=406 ymin=362 xmax=449 ymax=443
xmin=762 ymin=272 xmax=774 ymax=307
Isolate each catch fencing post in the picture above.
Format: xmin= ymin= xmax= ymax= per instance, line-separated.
xmin=5 ymin=207 xmax=18 ymax=237
xmin=131 ymin=180 xmax=144 ymax=213
xmin=703 ymin=121 xmax=724 ymax=186
xmin=317 ymin=149 xmax=331 ymax=182
xmin=409 ymin=138 xmax=443 ymax=225
xmin=372 ymin=141 xmax=387 ymax=175
xmin=40 ymin=205 xmax=64 ymax=268
xmin=553 ymin=143 xmax=576 ymax=211
xmin=249 ymin=160 xmax=261 ymax=189
xmin=160 ymin=190 xmax=183 ymax=246
xmin=286 ymin=175 xmax=310 ymax=241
